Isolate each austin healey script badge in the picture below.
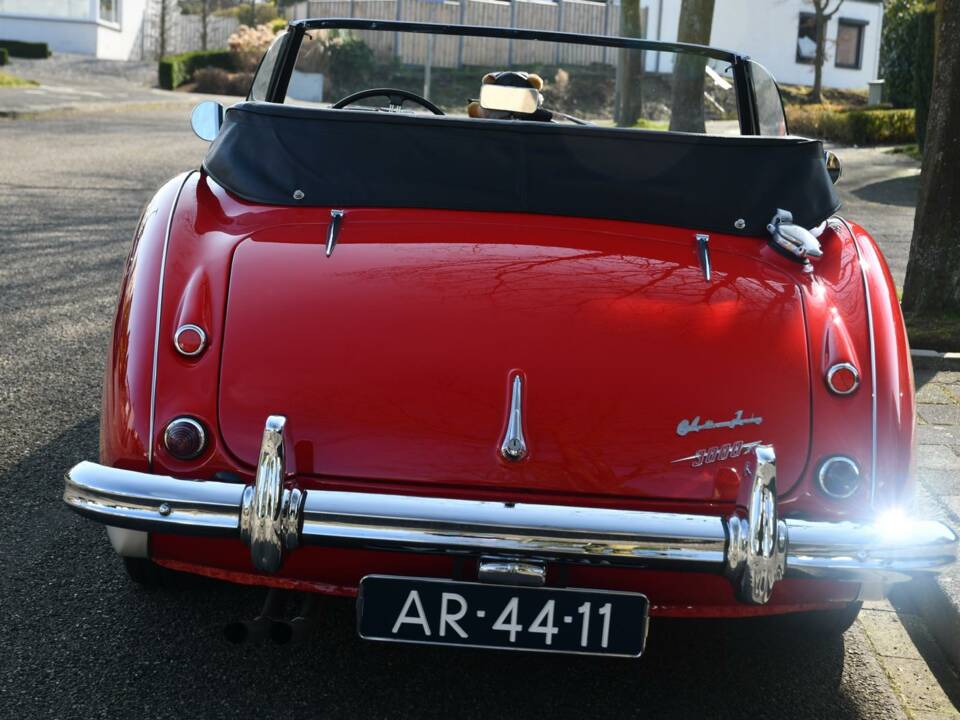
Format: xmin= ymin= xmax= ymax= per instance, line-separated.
xmin=675 ymin=410 xmax=763 ymax=437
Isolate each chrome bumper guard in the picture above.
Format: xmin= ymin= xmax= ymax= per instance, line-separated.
xmin=63 ymin=416 xmax=957 ymax=605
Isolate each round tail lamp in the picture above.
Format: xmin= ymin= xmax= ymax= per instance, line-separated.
xmin=174 ymin=324 xmax=207 ymax=357
xmin=163 ymin=417 xmax=207 ymax=460
xmin=817 ymin=456 xmax=860 ymax=499
xmin=826 ymin=363 xmax=859 ymax=395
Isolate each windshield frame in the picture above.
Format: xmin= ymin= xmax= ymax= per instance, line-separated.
xmin=262 ymin=18 xmax=761 ymax=135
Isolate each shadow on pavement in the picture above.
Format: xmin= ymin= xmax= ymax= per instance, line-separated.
xmin=1 ymin=418 xmax=879 ymax=720
xmin=852 ymin=174 xmax=920 ymax=208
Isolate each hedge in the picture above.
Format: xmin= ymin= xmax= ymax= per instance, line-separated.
xmin=158 ymin=49 xmax=233 ymax=90
xmin=0 ymin=40 xmax=51 ymax=59
xmin=879 ymin=0 xmax=925 ymax=108
xmin=787 ymin=107 xmax=916 ymax=145
xmin=0 ymin=48 xmax=7 ymax=67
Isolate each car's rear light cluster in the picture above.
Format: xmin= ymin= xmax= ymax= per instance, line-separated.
xmin=163 ymin=417 xmax=207 ymax=460
xmin=817 ymin=456 xmax=860 ymax=499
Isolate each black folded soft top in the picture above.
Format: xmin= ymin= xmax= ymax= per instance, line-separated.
xmin=203 ymin=101 xmax=839 ymax=237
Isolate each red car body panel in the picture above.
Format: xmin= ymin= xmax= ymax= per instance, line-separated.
xmin=100 ymin=171 xmax=916 ymax=617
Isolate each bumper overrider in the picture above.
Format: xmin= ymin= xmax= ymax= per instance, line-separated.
xmin=63 ymin=416 xmax=957 ymax=605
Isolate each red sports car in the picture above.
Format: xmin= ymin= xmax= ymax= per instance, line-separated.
xmin=63 ymin=19 xmax=956 ymax=656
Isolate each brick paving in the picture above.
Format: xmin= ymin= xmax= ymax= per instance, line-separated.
xmin=912 ymin=369 xmax=960 ymax=673
xmin=916 ymin=370 xmax=960 ymax=522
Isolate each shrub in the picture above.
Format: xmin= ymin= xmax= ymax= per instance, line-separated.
xmin=269 ymin=18 xmax=288 ymax=35
xmin=228 ymin=24 xmax=277 ymax=72
xmin=0 ymin=40 xmax=51 ymax=58
xmin=158 ymin=49 xmax=233 ymax=90
xmin=786 ymin=106 xmax=916 ymax=145
xmin=0 ymin=48 xmax=7 ymax=67
xmin=193 ymin=67 xmax=254 ymax=96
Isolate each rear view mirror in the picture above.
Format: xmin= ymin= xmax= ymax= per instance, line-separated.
xmin=480 ymin=84 xmax=540 ymax=115
xmin=191 ymin=101 xmax=224 ymax=142
xmin=825 ymin=151 xmax=842 ymax=185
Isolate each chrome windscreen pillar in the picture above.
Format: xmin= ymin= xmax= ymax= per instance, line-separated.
xmin=239 ymin=415 xmax=303 ymax=573
xmin=726 ymin=445 xmax=787 ymax=604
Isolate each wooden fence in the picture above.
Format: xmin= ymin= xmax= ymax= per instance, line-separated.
xmin=286 ymin=0 xmax=636 ymax=68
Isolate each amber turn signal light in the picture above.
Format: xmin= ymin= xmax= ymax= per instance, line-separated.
xmin=818 ymin=456 xmax=860 ymax=499
xmin=163 ymin=417 xmax=207 ymax=460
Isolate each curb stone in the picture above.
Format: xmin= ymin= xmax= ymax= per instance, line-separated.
xmin=891 ymin=485 xmax=960 ymax=673
xmin=911 ymin=348 xmax=960 ymax=371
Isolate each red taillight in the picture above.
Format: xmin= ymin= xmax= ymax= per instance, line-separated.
xmin=826 ymin=363 xmax=859 ymax=395
xmin=174 ymin=324 xmax=207 ymax=357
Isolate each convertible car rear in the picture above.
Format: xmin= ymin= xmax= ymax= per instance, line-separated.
xmin=63 ymin=19 xmax=956 ymax=656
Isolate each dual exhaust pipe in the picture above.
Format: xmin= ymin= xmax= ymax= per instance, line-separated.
xmin=223 ymin=590 xmax=320 ymax=646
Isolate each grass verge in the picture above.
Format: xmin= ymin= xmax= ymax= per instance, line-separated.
xmin=887 ymin=144 xmax=923 ymax=161
xmin=0 ymin=70 xmax=37 ymax=88
xmin=905 ymin=312 xmax=960 ymax=352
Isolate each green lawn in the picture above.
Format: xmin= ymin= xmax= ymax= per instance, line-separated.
xmin=0 ymin=71 xmax=38 ymax=88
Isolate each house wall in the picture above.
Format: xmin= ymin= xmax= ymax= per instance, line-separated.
xmin=95 ymin=0 xmax=148 ymax=60
xmin=709 ymin=0 xmax=883 ymax=89
xmin=0 ymin=0 xmax=148 ymax=60
xmin=0 ymin=15 xmax=100 ymax=55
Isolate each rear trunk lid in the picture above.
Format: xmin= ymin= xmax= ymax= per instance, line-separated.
xmin=218 ymin=211 xmax=810 ymax=502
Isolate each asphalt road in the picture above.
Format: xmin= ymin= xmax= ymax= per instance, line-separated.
xmin=0 ymin=109 xmax=928 ymax=720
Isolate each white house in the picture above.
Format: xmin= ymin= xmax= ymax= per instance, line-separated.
xmin=641 ymin=0 xmax=884 ymax=90
xmin=0 ymin=0 xmax=149 ymax=60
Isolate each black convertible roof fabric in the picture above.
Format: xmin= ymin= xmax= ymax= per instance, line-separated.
xmin=203 ymin=102 xmax=839 ymax=237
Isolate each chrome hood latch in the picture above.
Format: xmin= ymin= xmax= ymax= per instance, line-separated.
xmin=767 ymin=209 xmax=824 ymax=268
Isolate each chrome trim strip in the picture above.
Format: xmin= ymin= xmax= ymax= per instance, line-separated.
xmin=62 ymin=460 xmax=957 ymax=592
xmin=148 ymin=171 xmax=197 ymax=466
xmin=696 ymin=233 xmax=711 ymax=282
xmin=835 ymin=216 xmax=878 ymax=508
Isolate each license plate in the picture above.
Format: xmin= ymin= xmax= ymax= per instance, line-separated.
xmin=357 ymin=575 xmax=649 ymax=657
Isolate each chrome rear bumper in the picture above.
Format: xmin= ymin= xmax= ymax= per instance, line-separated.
xmin=64 ymin=417 xmax=957 ymax=605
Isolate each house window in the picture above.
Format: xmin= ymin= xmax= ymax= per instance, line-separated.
xmin=99 ymin=0 xmax=119 ymax=25
xmin=796 ymin=13 xmax=817 ymax=65
xmin=835 ymin=19 xmax=866 ymax=69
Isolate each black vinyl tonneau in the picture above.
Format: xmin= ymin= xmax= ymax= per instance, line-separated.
xmin=203 ymin=101 xmax=839 ymax=237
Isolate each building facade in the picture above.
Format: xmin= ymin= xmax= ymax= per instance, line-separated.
xmin=643 ymin=0 xmax=884 ymax=90
xmin=0 ymin=0 xmax=148 ymax=60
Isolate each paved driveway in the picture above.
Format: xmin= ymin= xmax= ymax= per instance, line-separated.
xmin=0 ymin=109 xmax=953 ymax=719
xmin=830 ymin=144 xmax=921 ymax=287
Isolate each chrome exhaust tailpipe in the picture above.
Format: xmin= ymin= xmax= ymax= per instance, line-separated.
xmin=224 ymin=589 xmax=284 ymax=644
xmin=269 ymin=594 xmax=320 ymax=645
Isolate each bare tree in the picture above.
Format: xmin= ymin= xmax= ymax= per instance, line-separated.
xmin=615 ymin=0 xmax=644 ymax=127
xmin=669 ymin=0 xmax=715 ymax=133
xmin=200 ymin=0 xmax=210 ymax=50
xmin=902 ymin=0 xmax=960 ymax=315
xmin=805 ymin=0 xmax=845 ymax=103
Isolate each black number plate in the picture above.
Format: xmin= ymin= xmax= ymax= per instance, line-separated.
xmin=357 ymin=576 xmax=649 ymax=657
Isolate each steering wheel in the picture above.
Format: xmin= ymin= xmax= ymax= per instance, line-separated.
xmin=331 ymin=87 xmax=444 ymax=115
